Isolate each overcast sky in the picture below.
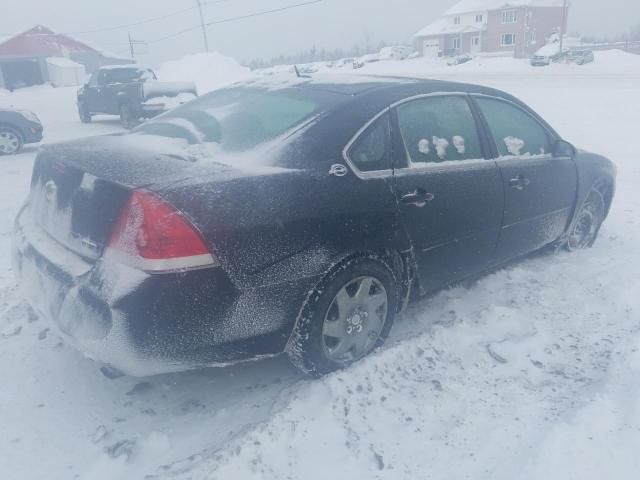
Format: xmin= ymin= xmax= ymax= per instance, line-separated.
xmin=0 ymin=0 xmax=638 ymax=65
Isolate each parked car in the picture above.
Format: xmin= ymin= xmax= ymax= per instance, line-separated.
xmin=530 ymin=42 xmax=567 ymax=66
xmin=378 ymin=46 xmax=412 ymax=61
xmin=353 ymin=54 xmax=380 ymax=69
xmin=297 ymin=63 xmax=320 ymax=75
xmin=13 ymin=76 xmax=616 ymax=377
xmin=76 ymin=65 xmax=197 ymax=129
xmin=0 ymin=108 xmax=43 ymax=155
xmin=447 ymin=54 xmax=473 ymax=66
xmin=567 ymin=48 xmax=594 ymax=65
xmin=530 ymin=54 xmax=552 ymax=66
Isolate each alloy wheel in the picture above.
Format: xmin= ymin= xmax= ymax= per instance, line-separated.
xmin=0 ymin=130 xmax=21 ymax=154
xmin=321 ymin=276 xmax=388 ymax=364
xmin=568 ymin=195 xmax=603 ymax=249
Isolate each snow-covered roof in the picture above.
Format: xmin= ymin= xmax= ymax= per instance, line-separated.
xmin=415 ymin=17 xmax=485 ymax=37
xmin=444 ymin=0 xmax=565 ymax=16
xmin=45 ymin=57 xmax=83 ymax=67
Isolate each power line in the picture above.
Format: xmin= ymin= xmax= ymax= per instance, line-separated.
xmin=148 ymin=0 xmax=323 ymax=44
xmin=0 ymin=0 xmax=234 ymax=38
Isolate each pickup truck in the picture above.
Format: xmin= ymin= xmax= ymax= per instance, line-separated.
xmin=77 ymin=66 xmax=197 ymax=129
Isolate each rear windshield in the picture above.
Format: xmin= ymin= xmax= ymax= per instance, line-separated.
xmin=136 ymin=88 xmax=323 ymax=152
xmin=104 ymin=68 xmax=156 ymax=84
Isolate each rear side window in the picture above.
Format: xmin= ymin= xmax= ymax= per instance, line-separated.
xmin=475 ymin=97 xmax=551 ymax=157
xmin=396 ymin=96 xmax=483 ymax=164
xmin=347 ymin=113 xmax=391 ymax=173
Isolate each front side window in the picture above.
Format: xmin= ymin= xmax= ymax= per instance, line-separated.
xmin=97 ymin=70 xmax=109 ymax=85
xmin=453 ymin=38 xmax=461 ymax=49
xmin=475 ymin=14 xmax=483 ymax=22
xmin=88 ymin=72 xmax=99 ymax=86
xmin=454 ymin=16 xmax=461 ymax=25
xmin=475 ymin=97 xmax=551 ymax=157
xmin=347 ymin=113 xmax=391 ymax=173
xmin=501 ymin=33 xmax=516 ymax=46
xmin=396 ymin=96 xmax=483 ymax=165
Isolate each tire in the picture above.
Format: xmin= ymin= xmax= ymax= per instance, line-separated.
xmin=119 ymin=104 xmax=140 ymax=130
xmin=78 ymin=101 xmax=92 ymax=123
xmin=566 ymin=189 xmax=606 ymax=250
xmin=0 ymin=127 xmax=24 ymax=155
xmin=287 ymin=255 xmax=399 ymax=376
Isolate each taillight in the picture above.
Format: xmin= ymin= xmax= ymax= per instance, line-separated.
xmin=106 ymin=190 xmax=218 ymax=273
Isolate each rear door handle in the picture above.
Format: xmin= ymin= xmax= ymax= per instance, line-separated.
xmin=509 ymin=175 xmax=530 ymax=190
xmin=400 ymin=189 xmax=435 ymax=207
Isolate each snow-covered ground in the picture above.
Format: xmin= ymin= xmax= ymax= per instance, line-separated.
xmin=1 ymin=50 xmax=639 ymax=480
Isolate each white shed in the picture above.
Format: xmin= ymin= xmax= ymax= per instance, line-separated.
xmin=46 ymin=57 xmax=86 ymax=87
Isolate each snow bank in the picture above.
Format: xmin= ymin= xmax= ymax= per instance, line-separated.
xmin=156 ymin=52 xmax=251 ymax=95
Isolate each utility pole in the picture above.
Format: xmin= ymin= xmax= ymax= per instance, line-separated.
xmin=127 ymin=32 xmax=148 ymax=60
xmin=128 ymin=31 xmax=135 ymax=59
xmin=559 ymin=0 xmax=568 ymax=58
xmin=196 ymin=0 xmax=210 ymax=52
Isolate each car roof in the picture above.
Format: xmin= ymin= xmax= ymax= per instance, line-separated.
xmin=98 ymin=65 xmax=150 ymax=71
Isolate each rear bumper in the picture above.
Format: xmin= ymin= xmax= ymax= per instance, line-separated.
xmin=140 ymin=104 xmax=167 ymax=118
xmin=12 ymin=205 xmax=306 ymax=376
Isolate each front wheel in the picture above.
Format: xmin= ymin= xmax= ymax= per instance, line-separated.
xmin=567 ymin=189 xmax=605 ymax=250
xmin=78 ymin=101 xmax=92 ymax=123
xmin=0 ymin=127 xmax=24 ymax=155
xmin=119 ymin=104 xmax=140 ymax=130
xmin=287 ymin=255 xmax=399 ymax=376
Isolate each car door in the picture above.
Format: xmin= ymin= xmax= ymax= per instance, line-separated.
xmin=83 ymin=71 xmax=106 ymax=113
xmin=391 ymin=94 xmax=504 ymax=294
xmin=100 ymin=70 xmax=126 ymax=115
xmin=472 ymin=95 xmax=578 ymax=261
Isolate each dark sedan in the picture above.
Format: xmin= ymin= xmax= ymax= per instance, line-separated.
xmin=12 ymin=76 xmax=616 ymax=376
xmin=0 ymin=108 xmax=43 ymax=154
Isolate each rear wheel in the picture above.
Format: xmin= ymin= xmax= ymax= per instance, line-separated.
xmin=287 ymin=255 xmax=399 ymax=376
xmin=0 ymin=127 xmax=23 ymax=155
xmin=567 ymin=189 xmax=605 ymax=250
xmin=78 ymin=101 xmax=92 ymax=123
xmin=119 ymin=104 xmax=140 ymax=130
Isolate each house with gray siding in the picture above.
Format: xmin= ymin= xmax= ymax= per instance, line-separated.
xmin=415 ymin=0 xmax=568 ymax=58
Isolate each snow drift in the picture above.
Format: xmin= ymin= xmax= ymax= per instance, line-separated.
xmin=156 ymin=52 xmax=251 ymax=95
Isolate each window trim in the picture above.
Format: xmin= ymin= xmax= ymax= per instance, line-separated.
xmin=342 ymin=91 xmax=562 ymax=179
xmin=342 ymin=108 xmax=393 ymax=179
xmin=469 ymin=93 xmax=560 ymax=161
xmin=501 ymin=9 xmax=518 ymax=24
xmin=500 ymin=33 xmax=517 ymax=46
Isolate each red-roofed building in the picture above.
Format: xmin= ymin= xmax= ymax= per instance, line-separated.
xmin=0 ymin=25 xmax=132 ymax=90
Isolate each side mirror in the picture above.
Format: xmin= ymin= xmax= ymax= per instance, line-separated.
xmin=553 ymin=139 xmax=575 ymax=157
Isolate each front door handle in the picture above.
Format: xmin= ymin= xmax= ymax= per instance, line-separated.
xmin=509 ymin=175 xmax=531 ymax=190
xmin=400 ymin=189 xmax=435 ymax=207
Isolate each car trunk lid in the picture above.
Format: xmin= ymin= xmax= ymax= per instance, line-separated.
xmin=27 ymin=134 xmax=213 ymax=262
